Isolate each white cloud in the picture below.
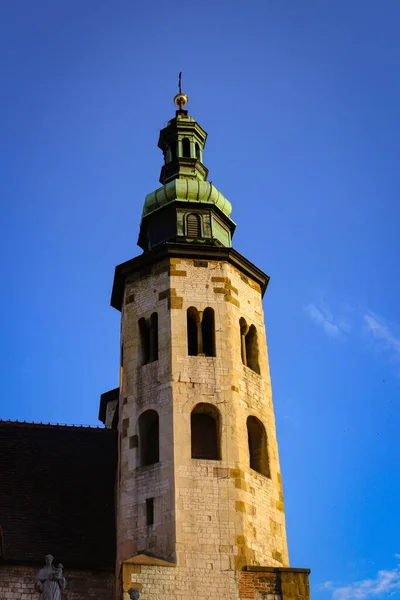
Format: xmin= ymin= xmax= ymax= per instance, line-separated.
xmin=332 ymin=567 xmax=400 ymax=600
xmin=364 ymin=311 xmax=400 ymax=361
xmin=317 ymin=581 xmax=333 ymax=591
xmin=305 ymin=302 xmax=349 ymax=337
xmin=321 ymin=557 xmax=400 ymax=600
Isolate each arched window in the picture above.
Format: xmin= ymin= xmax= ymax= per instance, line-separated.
xmin=247 ymin=416 xmax=270 ymax=477
xmin=239 ymin=318 xmax=260 ymax=375
xmin=187 ymin=307 xmax=199 ymax=355
xmin=246 ymin=325 xmax=260 ymax=374
xmin=182 ymin=137 xmax=191 ymax=158
xmin=138 ymin=317 xmax=150 ymax=365
xmin=187 ymin=307 xmax=216 ymax=357
xmin=191 ymin=403 xmax=220 ymax=460
xmin=186 ymin=213 xmax=201 ymax=238
xmin=202 ymin=308 xmax=215 ymax=357
xmin=138 ymin=409 xmax=159 ymax=466
xmin=239 ymin=317 xmax=248 ymax=366
xmin=138 ymin=313 xmax=159 ymax=366
xmin=195 ymin=142 xmax=201 ymax=159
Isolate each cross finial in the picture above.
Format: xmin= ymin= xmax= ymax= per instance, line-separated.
xmin=174 ymin=72 xmax=188 ymax=111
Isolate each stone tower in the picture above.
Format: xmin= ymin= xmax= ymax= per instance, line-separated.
xmin=107 ymin=90 xmax=310 ymax=600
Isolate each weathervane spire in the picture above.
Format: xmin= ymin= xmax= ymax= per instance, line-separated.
xmin=174 ymin=72 xmax=188 ymax=111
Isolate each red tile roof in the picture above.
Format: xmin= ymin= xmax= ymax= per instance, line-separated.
xmin=0 ymin=421 xmax=117 ymax=569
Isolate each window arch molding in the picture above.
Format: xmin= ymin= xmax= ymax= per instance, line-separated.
xmin=191 ymin=403 xmax=221 ymax=460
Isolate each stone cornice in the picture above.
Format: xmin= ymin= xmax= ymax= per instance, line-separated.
xmin=111 ymin=242 xmax=270 ymax=311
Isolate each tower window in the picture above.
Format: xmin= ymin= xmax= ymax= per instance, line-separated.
xmin=186 ymin=213 xmax=201 ymax=238
xmin=239 ymin=318 xmax=260 ymax=375
xmin=246 ymin=325 xmax=260 ymax=374
xmin=138 ymin=409 xmax=159 ymax=467
xmin=195 ymin=142 xmax=201 ymax=159
xmin=146 ymin=498 xmax=154 ymax=526
xmin=150 ymin=312 xmax=158 ymax=362
xmin=191 ymin=403 xmax=220 ymax=460
xmin=187 ymin=307 xmax=216 ymax=357
xmin=187 ymin=307 xmax=199 ymax=356
xmin=139 ymin=318 xmax=150 ymax=364
xmin=247 ymin=416 xmax=270 ymax=477
xmin=138 ymin=312 xmax=159 ymax=366
xmin=202 ymin=308 xmax=215 ymax=357
xmin=182 ymin=137 xmax=191 ymax=158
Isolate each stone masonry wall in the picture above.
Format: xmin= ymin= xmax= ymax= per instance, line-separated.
xmin=117 ymin=256 xmax=289 ymax=590
xmin=122 ymin=563 xmax=310 ymax=600
xmin=118 ymin=258 xmax=175 ymax=568
xmin=0 ymin=564 xmax=114 ymax=600
xmin=169 ymin=258 xmax=288 ymax=569
xmin=238 ymin=568 xmax=310 ymax=600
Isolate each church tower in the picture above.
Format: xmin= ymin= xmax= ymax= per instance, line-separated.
xmin=108 ymin=88 xmax=310 ymax=600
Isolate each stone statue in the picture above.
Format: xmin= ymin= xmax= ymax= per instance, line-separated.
xmin=35 ymin=554 xmax=66 ymax=600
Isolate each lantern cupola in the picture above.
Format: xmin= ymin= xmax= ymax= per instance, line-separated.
xmin=138 ymin=85 xmax=236 ymax=252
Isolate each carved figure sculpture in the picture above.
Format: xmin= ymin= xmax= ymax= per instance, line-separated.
xmin=35 ymin=554 xmax=66 ymax=600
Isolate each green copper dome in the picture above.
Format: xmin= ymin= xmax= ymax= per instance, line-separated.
xmin=142 ymin=179 xmax=232 ymax=218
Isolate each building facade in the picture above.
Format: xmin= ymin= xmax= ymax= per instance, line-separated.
xmin=105 ymin=91 xmax=311 ymax=600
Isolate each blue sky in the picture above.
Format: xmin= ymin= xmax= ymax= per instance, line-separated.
xmin=1 ymin=1 xmax=400 ymax=598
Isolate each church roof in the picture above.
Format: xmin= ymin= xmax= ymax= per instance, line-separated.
xmin=0 ymin=420 xmax=117 ymax=570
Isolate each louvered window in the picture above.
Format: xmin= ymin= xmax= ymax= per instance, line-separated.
xmin=187 ymin=213 xmax=201 ymax=238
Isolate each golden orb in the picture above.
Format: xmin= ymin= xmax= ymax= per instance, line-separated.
xmin=174 ymin=93 xmax=188 ymax=108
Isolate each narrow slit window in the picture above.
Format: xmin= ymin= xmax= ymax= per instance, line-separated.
xmin=240 ymin=317 xmax=248 ymax=366
xmin=187 ymin=307 xmax=199 ymax=356
xmin=191 ymin=403 xmax=220 ymax=460
xmin=138 ymin=313 xmax=159 ymax=365
xmin=146 ymin=498 xmax=154 ymax=526
xmin=247 ymin=416 xmax=270 ymax=477
xmin=246 ymin=325 xmax=260 ymax=374
xmin=150 ymin=312 xmax=158 ymax=362
xmin=187 ymin=213 xmax=201 ymax=238
xmin=202 ymin=308 xmax=215 ymax=357
xmin=138 ymin=317 xmax=150 ymax=366
xmin=138 ymin=410 xmax=159 ymax=466
xmin=182 ymin=137 xmax=191 ymax=158
xmin=239 ymin=318 xmax=260 ymax=374
xmin=195 ymin=142 xmax=201 ymax=159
